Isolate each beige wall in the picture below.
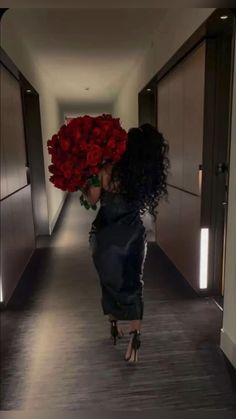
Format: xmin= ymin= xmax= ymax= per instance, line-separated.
xmin=114 ymin=8 xmax=214 ymax=129
xmin=220 ymin=35 xmax=236 ymax=369
xmin=1 ymin=15 xmax=65 ymax=234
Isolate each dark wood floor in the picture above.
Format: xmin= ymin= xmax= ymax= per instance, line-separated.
xmin=1 ymin=193 xmax=236 ymax=410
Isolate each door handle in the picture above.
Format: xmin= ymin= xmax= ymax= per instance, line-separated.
xmin=216 ymin=163 xmax=228 ymax=175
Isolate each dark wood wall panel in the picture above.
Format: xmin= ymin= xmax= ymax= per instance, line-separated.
xmin=182 ymin=43 xmax=205 ymax=195
xmin=0 ymin=64 xmax=27 ymax=199
xmin=1 ymin=185 xmax=36 ymax=304
xmin=157 ymin=42 xmax=205 ymax=292
xmin=158 ymin=42 xmax=205 ymax=195
xmin=0 ymin=124 xmax=7 ymax=198
xmin=168 ymin=64 xmax=184 ymax=188
xmin=156 ymin=186 xmax=181 ymax=264
xmin=156 ymin=186 xmax=201 ymax=292
xmin=158 ymin=70 xmax=184 ymax=188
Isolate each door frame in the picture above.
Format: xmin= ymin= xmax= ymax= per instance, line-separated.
xmin=138 ymin=8 xmax=236 ymax=296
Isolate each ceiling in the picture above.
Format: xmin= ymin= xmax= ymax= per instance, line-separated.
xmin=2 ymin=8 xmax=166 ymax=105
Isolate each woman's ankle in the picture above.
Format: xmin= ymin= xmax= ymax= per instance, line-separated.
xmin=130 ymin=320 xmax=141 ymax=332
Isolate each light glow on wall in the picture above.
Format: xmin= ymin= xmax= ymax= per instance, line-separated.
xmin=199 ymin=228 xmax=209 ymax=289
xmin=0 ymin=278 xmax=3 ymax=303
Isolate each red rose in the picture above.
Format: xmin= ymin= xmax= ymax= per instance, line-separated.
xmin=67 ymin=182 xmax=78 ymax=192
xmin=53 ymin=176 xmax=67 ymax=190
xmin=73 ymin=167 xmax=79 ymax=175
xmin=76 ymin=158 xmax=87 ymax=170
xmin=117 ymin=141 xmax=126 ymax=155
xmin=60 ymin=138 xmax=70 ymax=151
xmin=52 ymin=155 xmax=63 ymax=167
xmin=61 ymin=160 xmax=74 ymax=179
xmin=74 ymin=131 xmax=81 ymax=142
xmin=47 ymin=135 xmax=58 ymax=148
xmin=113 ymin=153 xmax=120 ymax=161
xmin=103 ymin=146 xmax=113 ymax=160
xmin=80 ymin=141 xmax=89 ymax=152
xmin=83 ymin=116 xmax=94 ymax=134
xmin=107 ymin=137 xmax=116 ymax=149
xmin=72 ymin=145 xmax=80 ymax=155
xmin=93 ymin=127 xmax=101 ymax=137
xmin=48 ymin=164 xmax=62 ymax=176
xmin=87 ymin=144 xmax=102 ymax=166
xmin=90 ymin=166 xmax=99 ymax=175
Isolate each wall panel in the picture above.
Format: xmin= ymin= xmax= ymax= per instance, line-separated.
xmin=0 ymin=63 xmax=35 ymax=304
xmin=168 ymin=64 xmax=184 ymax=188
xmin=1 ymin=185 xmax=35 ymax=304
xmin=182 ymin=44 xmax=205 ymax=195
xmin=157 ymin=42 xmax=205 ymax=292
xmin=157 ymin=186 xmax=201 ymax=291
xmin=156 ymin=186 xmax=182 ymax=265
xmin=0 ymin=64 xmax=27 ymax=199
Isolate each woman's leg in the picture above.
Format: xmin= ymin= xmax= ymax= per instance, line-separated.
xmin=130 ymin=319 xmax=141 ymax=331
xmin=124 ymin=236 xmax=146 ymax=360
xmin=125 ymin=320 xmax=142 ymax=360
xmin=108 ymin=314 xmax=124 ymax=341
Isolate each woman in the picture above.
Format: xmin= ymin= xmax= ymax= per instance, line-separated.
xmin=84 ymin=123 xmax=169 ymax=363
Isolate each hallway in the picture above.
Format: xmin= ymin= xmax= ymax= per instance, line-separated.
xmin=1 ymin=194 xmax=236 ymax=410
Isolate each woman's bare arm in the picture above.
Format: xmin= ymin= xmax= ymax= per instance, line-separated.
xmin=83 ymin=163 xmax=114 ymax=205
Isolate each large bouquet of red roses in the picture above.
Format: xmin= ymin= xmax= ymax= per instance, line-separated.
xmin=47 ymin=114 xmax=127 ymax=209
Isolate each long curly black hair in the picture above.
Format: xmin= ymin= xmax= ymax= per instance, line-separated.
xmin=110 ymin=123 xmax=169 ymax=219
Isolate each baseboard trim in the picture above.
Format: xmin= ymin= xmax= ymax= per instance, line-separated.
xmin=220 ymin=328 xmax=236 ymax=369
xmin=49 ymin=192 xmax=68 ymax=235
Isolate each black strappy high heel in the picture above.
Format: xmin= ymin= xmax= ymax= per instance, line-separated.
xmin=125 ymin=330 xmax=141 ymax=362
xmin=110 ymin=320 xmax=124 ymax=345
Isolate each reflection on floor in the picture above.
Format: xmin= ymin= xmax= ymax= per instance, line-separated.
xmin=1 ymin=193 xmax=236 ymax=410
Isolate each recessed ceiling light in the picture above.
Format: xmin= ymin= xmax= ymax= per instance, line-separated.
xmin=220 ymin=15 xmax=228 ymax=20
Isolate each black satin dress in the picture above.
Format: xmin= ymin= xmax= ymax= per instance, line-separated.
xmin=89 ymin=189 xmax=147 ymax=321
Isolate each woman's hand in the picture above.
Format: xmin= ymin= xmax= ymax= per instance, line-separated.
xmin=82 ymin=171 xmax=102 ymax=205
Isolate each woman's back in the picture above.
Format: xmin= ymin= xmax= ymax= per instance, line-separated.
xmin=94 ymin=163 xmax=142 ymax=227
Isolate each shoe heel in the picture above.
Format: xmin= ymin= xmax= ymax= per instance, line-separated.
xmin=125 ymin=330 xmax=141 ymax=363
xmin=128 ymin=348 xmax=138 ymax=363
xmin=110 ymin=320 xmax=118 ymax=345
